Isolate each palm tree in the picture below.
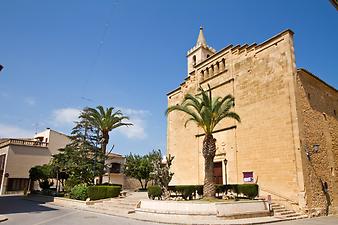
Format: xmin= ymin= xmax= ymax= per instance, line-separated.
xmin=166 ymin=85 xmax=240 ymax=198
xmin=83 ymin=106 xmax=132 ymax=184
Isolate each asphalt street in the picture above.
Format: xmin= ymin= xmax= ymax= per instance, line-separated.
xmin=0 ymin=196 xmax=162 ymax=225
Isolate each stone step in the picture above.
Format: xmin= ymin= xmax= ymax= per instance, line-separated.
xmin=271 ymin=203 xmax=280 ymax=206
xmin=273 ymin=209 xmax=288 ymax=213
xmin=284 ymin=213 xmax=301 ymax=218
xmin=279 ymin=211 xmax=296 ymax=215
xmin=272 ymin=206 xmax=285 ymax=210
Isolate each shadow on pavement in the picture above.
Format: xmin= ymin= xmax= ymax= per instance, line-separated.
xmin=0 ymin=195 xmax=57 ymax=215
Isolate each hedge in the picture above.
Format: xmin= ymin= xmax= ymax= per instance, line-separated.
xmin=148 ymin=185 xmax=162 ymax=199
xmin=70 ymin=184 xmax=88 ymax=200
xmin=237 ymin=184 xmax=258 ymax=199
xmin=147 ymin=184 xmax=258 ymax=200
xmin=87 ymin=186 xmax=121 ymax=200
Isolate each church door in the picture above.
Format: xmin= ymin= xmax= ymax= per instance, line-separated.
xmin=213 ymin=162 xmax=223 ymax=184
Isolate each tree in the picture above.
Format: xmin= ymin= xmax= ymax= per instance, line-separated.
xmin=51 ymin=114 xmax=105 ymax=189
xmin=151 ymin=151 xmax=174 ymax=200
xmin=124 ymin=150 xmax=161 ymax=189
xmin=29 ymin=164 xmax=54 ymax=190
xmin=82 ymin=106 xmax=132 ymax=184
xmin=166 ymin=85 xmax=240 ymax=198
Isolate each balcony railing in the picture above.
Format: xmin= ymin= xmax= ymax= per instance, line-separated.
xmin=0 ymin=139 xmax=48 ymax=148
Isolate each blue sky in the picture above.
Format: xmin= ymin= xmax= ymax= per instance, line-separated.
xmin=0 ymin=0 xmax=337 ymax=156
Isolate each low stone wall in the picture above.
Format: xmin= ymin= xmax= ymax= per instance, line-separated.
xmin=136 ymin=199 xmax=271 ymax=219
xmin=216 ymin=200 xmax=271 ymax=218
xmin=137 ymin=200 xmax=216 ymax=215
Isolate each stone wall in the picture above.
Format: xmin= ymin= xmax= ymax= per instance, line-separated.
xmin=295 ymin=69 xmax=338 ymax=215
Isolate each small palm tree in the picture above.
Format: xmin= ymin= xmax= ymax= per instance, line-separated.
xmin=84 ymin=106 xmax=132 ymax=184
xmin=166 ymin=85 xmax=240 ymax=198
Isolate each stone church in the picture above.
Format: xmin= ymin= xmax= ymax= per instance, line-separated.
xmin=167 ymin=28 xmax=337 ymax=215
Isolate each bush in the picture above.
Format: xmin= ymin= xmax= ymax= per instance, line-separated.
xmin=148 ymin=185 xmax=162 ymax=199
xmin=196 ymin=185 xmax=203 ymax=196
xmin=87 ymin=186 xmax=121 ymax=200
xmin=237 ymin=184 xmax=258 ymax=199
xmin=39 ymin=180 xmax=53 ymax=190
xmin=70 ymin=184 xmax=88 ymax=200
xmin=64 ymin=177 xmax=81 ymax=193
xmin=175 ymin=185 xmax=196 ymax=200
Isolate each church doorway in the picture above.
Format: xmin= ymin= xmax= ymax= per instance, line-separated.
xmin=213 ymin=162 xmax=223 ymax=184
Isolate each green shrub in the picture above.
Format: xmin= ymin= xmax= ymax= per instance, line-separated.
xmin=237 ymin=184 xmax=258 ymax=199
xmin=147 ymin=185 xmax=162 ymax=199
xmin=196 ymin=185 xmax=203 ymax=196
xmin=87 ymin=186 xmax=121 ymax=200
xmin=175 ymin=185 xmax=196 ymax=200
xmin=215 ymin=184 xmax=226 ymax=195
xmin=70 ymin=184 xmax=88 ymax=200
xmin=64 ymin=177 xmax=81 ymax=193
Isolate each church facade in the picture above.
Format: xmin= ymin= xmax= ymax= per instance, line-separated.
xmin=167 ymin=28 xmax=338 ymax=215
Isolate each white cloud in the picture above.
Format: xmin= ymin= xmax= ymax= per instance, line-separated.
xmin=24 ymin=97 xmax=36 ymax=106
xmin=52 ymin=108 xmax=81 ymax=127
xmin=118 ymin=107 xmax=149 ymax=140
xmin=0 ymin=124 xmax=34 ymax=138
xmin=119 ymin=117 xmax=147 ymax=139
xmin=119 ymin=108 xmax=150 ymax=117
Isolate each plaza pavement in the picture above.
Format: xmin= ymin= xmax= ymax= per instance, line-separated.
xmin=1 ymin=195 xmax=338 ymax=225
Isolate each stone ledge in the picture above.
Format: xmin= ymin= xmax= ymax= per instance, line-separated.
xmin=136 ymin=199 xmax=271 ymax=219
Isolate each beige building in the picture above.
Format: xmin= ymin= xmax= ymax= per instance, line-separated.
xmin=167 ymin=28 xmax=337 ymax=215
xmin=0 ymin=128 xmax=70 ymax=195
xmin=101 ymin=152 xmax=125 ymax=186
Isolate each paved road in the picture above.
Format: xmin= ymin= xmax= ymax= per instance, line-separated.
xmin=0 ymin=196 xmax=162 ymax=225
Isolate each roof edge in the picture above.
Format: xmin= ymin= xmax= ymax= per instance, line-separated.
xmin=297 ymin=68 xmax=337 ymax=92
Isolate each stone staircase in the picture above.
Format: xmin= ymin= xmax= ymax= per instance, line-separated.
xmin=88 ymin=191 xmax=147 ymax=215
xmin=271 ymin=202 xmax=308 ymax=220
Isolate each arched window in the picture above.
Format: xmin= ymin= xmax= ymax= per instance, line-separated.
xmin=193 ymin=55 xmax=196 ymax=65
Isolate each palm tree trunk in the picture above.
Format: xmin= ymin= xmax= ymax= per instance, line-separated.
xmin=99 ymin=133 xmax=109 ymax=184
xmin=202 ymin=134 xmax=216 ymax=198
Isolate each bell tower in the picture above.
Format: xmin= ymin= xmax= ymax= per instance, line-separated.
xmin=187 ymin=26 xmax=216 ymax=75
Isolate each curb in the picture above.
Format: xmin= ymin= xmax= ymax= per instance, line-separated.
xmin=0 ymin=216 xmax=8 ymax=223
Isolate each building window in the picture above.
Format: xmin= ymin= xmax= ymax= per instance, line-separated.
xmin=110 ymin=163 xmax=121 ymax=173
xmin=193 ymin=55 xmax=196 ymax=65
xmin=243 ymin=171 xmax=254 ymax=182
xmin=313 ymin=144 xmax=320 ymax=153
xmin=0 ymin=154 xmax=5 ymax=171
xmin=6 ymin=178 xmax=29 ymax=191
xmin=334 ymin=110 xmax=337 ymax=116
